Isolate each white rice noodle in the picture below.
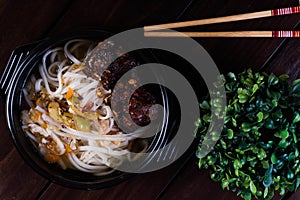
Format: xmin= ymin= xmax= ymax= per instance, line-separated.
xmin=39 ymin=61 xmax=68 ymax=98
xmin=34 ymin=78 xmax=43 ymax=92
xmin=68 ymin=153 xmax=108 ymax=173
xmin=70 ymin=39 xmax=89 ymax=52
xmin=41 ymin=113 xmax=62 ymax=128
xmin=80 ymin=145 xmax=128 ymax=156
xmin=49 ymin=48 xmax=65 ymax=63
xmin=64 ymin=39 xmax=87 ymax=65
xmin=35 ymin=106 xmax=46 ymax=113
xmin=47 ymin=61 xmax=62 ymax=79
xmin=63 ymin=71 xmax=87 ymax=79
xmin=52 ymin=129 xmax=74 ymax=139
xmin=28 ymin=124 xmax=49 ymax=137
xmin=61 ymin=127 xmax=128 ymax=141
xmin=104 ymin=118 xmax=115 ymax=135
xmin=102 ymin=88 xmax=111 ymax=95
xmin=68 ymin=153 xmax=96 ymax=173
xmin=92 ymin=97 xmax=103 ymax=111
xmin=21 ymin=40 xmax=148 ymax=176
xmin=79 ymin=89 xmax=96 ymax=108
xmin=42 ymin=48 xmax=63 ymax=80
xmin=24 ymin=130 xmax=38 ymax=143
xmin=77 ymin=81 xmax=98 ymax=96
xmin=99 ymin=105 xmax=113 ymax=120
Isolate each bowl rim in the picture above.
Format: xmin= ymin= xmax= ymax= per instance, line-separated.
xmin=4 ymin=27 xmax=173 ymax=189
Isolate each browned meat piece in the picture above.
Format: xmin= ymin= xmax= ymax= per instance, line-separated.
xmin=83 ymin=41 xmax=157 ymax=131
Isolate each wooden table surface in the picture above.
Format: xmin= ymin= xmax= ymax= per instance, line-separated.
xmin=1 ymin=1 xmax=300 ymax=199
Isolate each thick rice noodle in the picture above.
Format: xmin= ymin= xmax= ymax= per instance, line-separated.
xmin=21 ymin=39 xmax=145 ymax=175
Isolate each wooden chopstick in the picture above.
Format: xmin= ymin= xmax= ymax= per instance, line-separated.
xmin=144 ymin=6 xmax=300 ymax=31
xmin=144 ymin=31 xmax=300 ymax=38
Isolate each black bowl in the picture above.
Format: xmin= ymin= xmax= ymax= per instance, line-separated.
xmin=0 ymin=28 xmax=179 ymax=189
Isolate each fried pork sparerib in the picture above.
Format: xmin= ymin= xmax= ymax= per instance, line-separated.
xmin=83 ymin=41 xmax=157 ymax=131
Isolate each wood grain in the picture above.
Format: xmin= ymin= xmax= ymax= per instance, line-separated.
xmin=159 ymin=158 xmax=284 ymax=200
xmin=287 ymin=188 xmax=300 ymax=200
xmin=38 ymin=0 xmax=197 ymax=198
xmin=36 ymin=0 xmax=300 ymax=199
xmin=175 ymin=0 xmax=300 ymax=74
xmin=1 ymin=0 xmax=300 ymax=199
xmin=0 ymin=0 xmax=73 ymax=199
xmin=0 ymin=0 xmax=73 ymax=75
xmin=0 ymin=102 xmax=49 ymax=199
xmin=48 ymin=0 xmax=194 ymax=34
xmin=144 ymin=5 xmax=300 ymax=31
xmin=144 ymin=31 xmax=274 ymax=37
xmin=153 ymin=1 xmax=300 ymax=200
xmin=144 ymin=10 xmax=272 ymax=31
xmin=160 ymin=157 xmax=242 ymax=200
xmin=264 ymin=38 xmax=300 ymax=81
xmin=39 ymin=147 xmax=195 ymax=200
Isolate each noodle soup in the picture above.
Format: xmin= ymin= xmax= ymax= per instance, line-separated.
xmin=21 ymin=39 xmax=149 ymax=176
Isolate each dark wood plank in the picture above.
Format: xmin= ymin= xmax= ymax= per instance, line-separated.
xmin=177 ymin=0 xmax=300 ymax=74
xmin=158 ymin=1 xmax=300 ymax=200
xmin=49 ymin=0 xmax=194 ymax=34
xmin=40 ymin=1 xmax=300 ymax=199
xmin=39 ymin=148 xmax=195 ymax=200
xmin=0 ymin=102 xmax=48 ymax=200
xmin=0 ymin=0 xmax=73 ymax=199
xmin=2 ymin=0 xmax=299 ymax=199
xmin=287 ymin=189 xmax=300 ymax=200
xmin=36 ymin=0 xmax=199 ymax=198
xmin=262 ymin=29 xmax=300 ymax=200
xmin=260 ymin=34 xmax=300 ymax=200
xmin=159 ymin=157 xmax=285 ymax=200
xmin=160 ymin=157 xmax=242 ymax=200
xmin=264 ymin=38 xmax=300 ymax=81
xmin=0 ymin=0 xmax=73 ymax=75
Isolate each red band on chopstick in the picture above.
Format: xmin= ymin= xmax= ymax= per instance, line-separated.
xmin=271 ymin=6 xmax=300 ymax=16
xmin=272 ymin=31 xmax=300 ymax=37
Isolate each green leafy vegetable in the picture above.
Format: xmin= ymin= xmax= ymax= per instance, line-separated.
xmin=257 ymin=112 xmax=263 ymax=123
xmin=195 ymin=69 xmax=300 ymax=200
